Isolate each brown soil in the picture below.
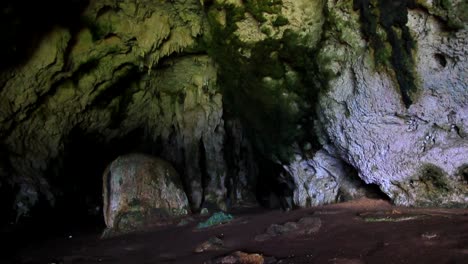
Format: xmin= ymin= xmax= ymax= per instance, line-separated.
xmin=8 ymin=199 xmax=468 ymax=264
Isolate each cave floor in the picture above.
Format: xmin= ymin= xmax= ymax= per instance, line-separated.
xmin=10 ymin=199 xmax=468 ymax=264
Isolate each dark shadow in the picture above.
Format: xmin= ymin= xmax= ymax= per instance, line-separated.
xmin=337 ymin=166 xmax=392 ymax=203
xmin=434 ymin=53 xmax=448 ymax=68
xmin=255 ymin=155 xmax=294 ymax=211
xmin=0 ymin=0 xmax=90 ymax=72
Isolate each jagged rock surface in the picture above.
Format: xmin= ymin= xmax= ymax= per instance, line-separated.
xmin=317 ymin=2 xmax=468 ymax=207
xmin=286 ymin=147 xmax=373 ymax=207
xmin=0 ymin=0 xmax=230 ymax=217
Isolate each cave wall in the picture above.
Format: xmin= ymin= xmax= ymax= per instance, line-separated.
xmin=0 ymin=0 xmax=467 ymax=221
xmin=317 ymin=0 xmax=468 ymax=206
xmin=0 ymin=0 xmax=234 ymax=218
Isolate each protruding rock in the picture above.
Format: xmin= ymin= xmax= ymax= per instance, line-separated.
xmin=255 ymin=216 xmax=321 ymax=242
xmin=103 ymin=154 xmax=189 ymax=231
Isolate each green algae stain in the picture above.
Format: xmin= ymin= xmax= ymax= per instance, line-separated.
xmin=353 ymin=0 xmax=418 ymax=108
xmin=244 ymin=0 xmax=283 ymax=22
xmin=204 ymin=2 xmax=329 ymax=162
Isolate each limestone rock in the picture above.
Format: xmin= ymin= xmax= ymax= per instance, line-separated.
xmin=103 ymin=154 xmax=189 ymax=230
xmin=286 ymin=148 xmax=372 ymax=207
xmin=317 ymin=4 xmax=468 ymax=207
xmin=255 ymin=216 xmax=321 ymax=242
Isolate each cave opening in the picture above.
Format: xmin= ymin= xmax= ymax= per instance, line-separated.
xmin=198 ymin=138 xmax=210 ymax=210
xmin=255 ymin=156 xmax=294 ymax=210
xmin=39 ymin=127 xmax=157 ymax=233
xmin=337 ymin=166 xmax=392 ymax=203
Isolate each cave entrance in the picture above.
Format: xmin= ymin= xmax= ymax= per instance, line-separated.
xmin=49 ymin=127 xmax=156 ymax=231
xmin=255 ymin=156 xmax=294 ymax=210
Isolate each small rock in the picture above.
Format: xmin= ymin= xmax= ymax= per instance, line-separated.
xmin=194 ymin=237 xmax=224 ymax=253
xmin=177 ymin=217 xmax=195 ymax=227
xmin=421 ymin=232 xmax=438 ymax=240
xmin=298 ymin=217 xmax=322 ymax=235
xmin=255 ymin=217 xmax=322 ymax=241
xmin=254 ymin=233 xmax=271 ymax=242
xmin=212 ymin=251 xmax=264 ymax=264
xmin=201 ymin=208 xmax=209 ymax=215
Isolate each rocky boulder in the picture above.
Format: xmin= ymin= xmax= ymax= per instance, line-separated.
xmin=286 ymin=147 xmax=375 ymax=207
xmin=103 ymin=154 xmax=189 ymax=231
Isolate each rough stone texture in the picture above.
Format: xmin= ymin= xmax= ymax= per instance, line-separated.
xmin=0 ymin=0 xmax=230 ymax=218
xmin=286 ymin=147 xmax=371 ymax=207
xmin=0 ymin=0 xmax=467 ymax=220
xmin=144 ymin=55 xmax=228 ymax=211
xmin=224 ymin=119 xmax=258 ymax=206
xmin=210 ymin=251 xmax=265 ymax=264
xmin=317 ymin=3 xmax=468 ymax=207
xmin=103 ymin=154 xmax=189 ymax=230
xmin=255 ymin=216 xmax=322 ymax=242
xmin=194 ymin=236 xmax=224 ymax=253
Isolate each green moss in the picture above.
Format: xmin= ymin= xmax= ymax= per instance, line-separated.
xmin=205 ymin=2 xmax=329 ymax=162
xmin=260 ymin=26 xmax=273 ymax=36
xmin=273 ymin=15 xmax=289 ymax=27
xmin=244 ymin=0 xmax=283 ymax=22
xmin=353 ymin=0 xmax=418 ymax=108
xmin=115 ymin=210 xmax=146 ymax=231
xmin=362 ymin=215 xmax=422 ymax=222
xmin=456 ymin=164 xmax=468 ymax=183
xmin=419 ymin=164 xmax=450 ymax=192
xmin=416 ymin=0 xmax=467 ymax=30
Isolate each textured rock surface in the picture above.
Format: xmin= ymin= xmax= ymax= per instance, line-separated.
xmin=103 ymin=154 xmax=189 ymax=230
xmin=0 ymin=0 xmax=233 ymax=217
xmin=318 ymin=2 xmax=468 ymax=207
xmin=255 ymin=216 xmax=322 ymax=242
xmin=286 ymin=147 xmax=373 ymax=207
xmin=0 ymin=0 xmax=467 ymax=221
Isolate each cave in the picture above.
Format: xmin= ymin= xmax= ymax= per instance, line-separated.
xmin=1 ymin=0 xmax=467 ymax=263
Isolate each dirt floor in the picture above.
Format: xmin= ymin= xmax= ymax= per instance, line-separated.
xmin=5 ymin=199 xmax=468 ymax=264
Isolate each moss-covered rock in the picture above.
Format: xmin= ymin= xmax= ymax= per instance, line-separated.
xmin=390 ymin=164 xmax=467 ymax=208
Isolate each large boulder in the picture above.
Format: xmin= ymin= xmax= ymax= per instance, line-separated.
xmin=286 ymin=147 xmax=374 ymax=207
xmin=103 ymin=154 xmax=189 ymax=231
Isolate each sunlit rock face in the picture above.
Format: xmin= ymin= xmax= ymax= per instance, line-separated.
xmin=318 ymin=1 xmax=468 ymax=207
xmin=286 ymin=147 xmax=375 ymax=207
xmin=103 ymin=154 xmax=189 ymax=231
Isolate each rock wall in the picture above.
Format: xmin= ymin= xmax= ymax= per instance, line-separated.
xmin=0 ymin=0 xmax=467 ymax=220
xmin=317 ymin=1 xmax=468 ymax=207
xmin=0 ymin=0 xmax=232 ymax=218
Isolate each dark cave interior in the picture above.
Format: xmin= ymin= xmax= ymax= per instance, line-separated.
xmin=0 ymin=128 xmax=300 ymax=232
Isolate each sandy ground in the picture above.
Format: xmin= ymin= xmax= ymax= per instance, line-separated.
xmin=5 ymin=199 xmax=468 ymax=264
